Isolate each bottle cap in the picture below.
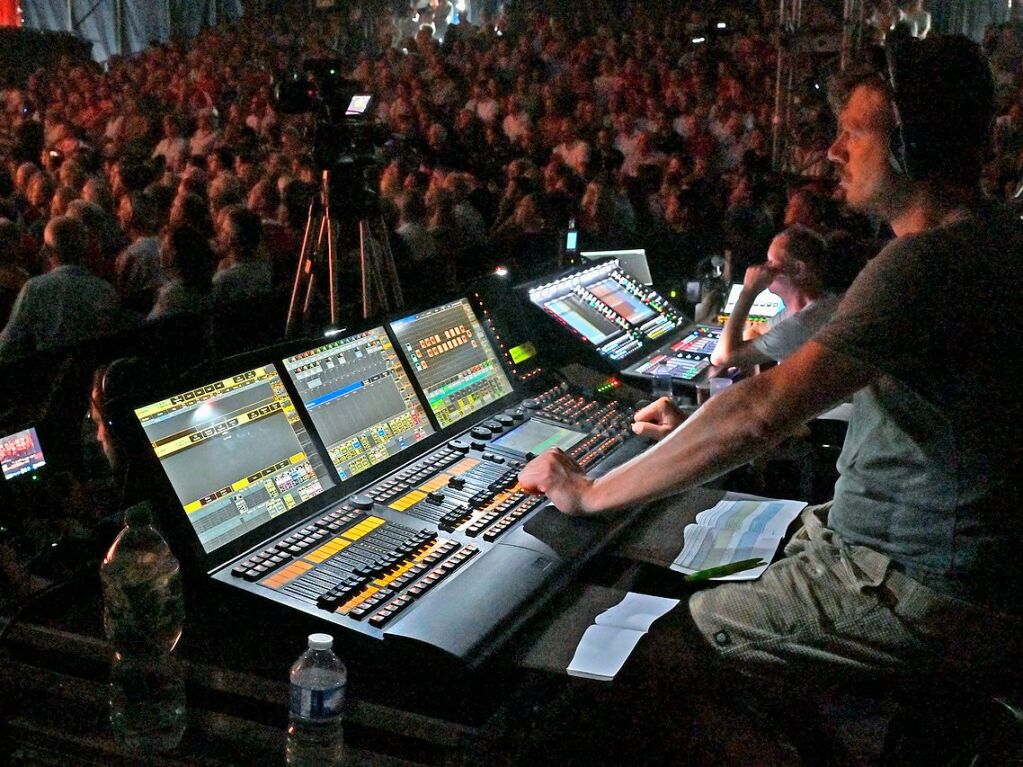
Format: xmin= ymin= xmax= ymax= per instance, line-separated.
xmin=308 ymin=633 xmax=333 ymax=650
xmin=123 ymin=501 xmax=154 ymax=527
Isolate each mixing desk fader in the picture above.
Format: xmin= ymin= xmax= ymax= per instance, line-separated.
xmin=128 ymin=299 xmax=648 ymax=664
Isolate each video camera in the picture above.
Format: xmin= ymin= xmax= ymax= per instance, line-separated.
xmin=275 ymin=58 xmax=391 ymax=218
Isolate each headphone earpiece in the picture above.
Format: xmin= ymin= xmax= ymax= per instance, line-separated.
xmin=884 ymin=24 xmax=916 ymax=178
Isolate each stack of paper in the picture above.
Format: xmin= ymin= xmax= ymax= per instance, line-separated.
xmin=566 ymin=592 xmax=679 ymax=681
xmin=670 ymin=498 xmax=806 ymax=580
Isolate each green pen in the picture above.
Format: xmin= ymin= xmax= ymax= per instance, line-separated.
xmin=684 ymin=557 xmax=766 ymax=583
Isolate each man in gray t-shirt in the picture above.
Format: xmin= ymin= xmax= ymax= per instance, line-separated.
xmin=814 ymin=201 xmax=1023 ymax=609
xmin=520 ymin=35 xmax=1022 ymax=685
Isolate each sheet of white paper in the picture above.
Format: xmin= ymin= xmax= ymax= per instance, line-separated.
xmin=694 ymin=498 xmax=806 ymax=537
xmin=567 ymin=624 xmax=645 ymax=681
xmin=594 ymin=592 xmax=680 ymax=633
xmin=669 ymin=523 xmax=776 ymax=578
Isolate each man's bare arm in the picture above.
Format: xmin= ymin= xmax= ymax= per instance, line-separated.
xmin=519 ymin=340 xmax=877 ymax=515
xmin=710 ymin=266 xmax=776 ymax=368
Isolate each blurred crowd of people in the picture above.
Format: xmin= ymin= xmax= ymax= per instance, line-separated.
xmin=0 ymin=1 xmax=1021 ymax=359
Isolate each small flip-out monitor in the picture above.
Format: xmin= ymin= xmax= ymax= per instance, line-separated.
xmin=1 ymin=426 xmax=46 ymax=480
xmin=565 ymin=228 xmax=579 ymax=254
xmin=719 ymin=283 xmax=785 ymax=323
xmin=345 ymin=94 xmax=372 ymax=116
xmin=580 ymin=249 xmax=654 ymax=286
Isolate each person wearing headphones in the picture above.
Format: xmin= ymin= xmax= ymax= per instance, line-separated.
xmin=709 ymin=224 xmax=841 ymax=370
xmin=520 ymin=32 xmax=1023 ymax=706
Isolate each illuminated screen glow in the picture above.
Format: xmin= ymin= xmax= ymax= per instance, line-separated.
xmin=135 ymin=365 xmax=334 ymax=553
xmin=282 ymin=327 xmax=434 ymax=481
xmin=1 ymin=427 xmax=46 ymax=480
xmin=390 ymin=298 xmax=514 ymax=428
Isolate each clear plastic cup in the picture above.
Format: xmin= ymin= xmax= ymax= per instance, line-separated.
xmin=710 ymin=377 xmax=733 ymax=397
xmin=652 ymin=364 xmax=675 ymax=403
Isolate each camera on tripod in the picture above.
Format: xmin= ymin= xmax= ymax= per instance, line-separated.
xmin=276 ymin=58 xmax=392 ymax=218
xmin=275 ymin=59 xmax=404 ymax=334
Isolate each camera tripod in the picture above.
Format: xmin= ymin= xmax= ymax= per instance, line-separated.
xmin=285 ymin=169 xmax=404 ymax=336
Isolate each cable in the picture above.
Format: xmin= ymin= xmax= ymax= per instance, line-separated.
xmin=71 ymin=0 xmax=107 ymax=32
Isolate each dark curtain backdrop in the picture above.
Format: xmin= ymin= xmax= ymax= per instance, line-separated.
xmin=21 ymin=0 xmax=243 ymax=62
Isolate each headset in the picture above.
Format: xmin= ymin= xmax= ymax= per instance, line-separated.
xmin=881 ymin=27 xmax=996 ymax=182
xmin=883 ymin=24 xmax=917 ymax=178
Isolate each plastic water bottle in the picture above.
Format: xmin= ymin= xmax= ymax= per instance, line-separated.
xmin=101 ymin=501 xmax=186 ymax=753
xmin=286 ymin=633 xmax=347 ymax=767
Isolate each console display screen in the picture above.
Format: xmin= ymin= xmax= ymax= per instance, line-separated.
xmin=135 ymin=365 xmax=334 ymax=553
xmin=721 ymin=284 xmax=785 ymax=321
xmin=283 ymin=328 xmax=433 ymax=481
xmin=527 ymin=260 xmax=684 ymax=362
xmin=390 ymin=298 xmax=514 ymax=428
xmin=1 ymin=427 xmax=46 ymax=480
xmin=491 ymin=419 xmax=587 ymax=457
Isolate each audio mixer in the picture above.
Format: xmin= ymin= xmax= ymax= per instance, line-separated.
xmin=518 ymin=259 xmax=723 ymax=388
xmin=129 ymin=298 xmax=648 ymax=664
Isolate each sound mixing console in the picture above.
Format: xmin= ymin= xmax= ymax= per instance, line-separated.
xmin=129 ymin=298 xmax=647 ymax=665
xmin=519 ymin=259 xmax=723 ymax=388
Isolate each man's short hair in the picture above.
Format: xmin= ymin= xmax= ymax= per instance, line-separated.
xmin=223 ymin=206 xmax=262 ymax=260
xmin=45 ymin=216 xmax=88 ymax=265
xmin=778 ymin=224 xmax=827 ymax=275
xmin=65 ymin=199 xmax=106 ymax=234
xmin=829 ymin=34 xmax=994 ymax=183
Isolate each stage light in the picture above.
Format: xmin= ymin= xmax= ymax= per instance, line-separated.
xmin=494 ymin=265 xmax=509 ymax=277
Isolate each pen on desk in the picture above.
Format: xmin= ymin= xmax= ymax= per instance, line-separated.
xmin=684 ymin=557 xmax=766 ymax=583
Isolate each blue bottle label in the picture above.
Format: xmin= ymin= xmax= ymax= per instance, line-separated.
xmin=291 ymin=683 xmax=345 ymax=721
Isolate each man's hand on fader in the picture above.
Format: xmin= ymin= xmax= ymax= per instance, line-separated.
xmin=631 ymin=396 xmax=687 ymax=441
xmin=517 ymin=448 xmax=597 ymax=516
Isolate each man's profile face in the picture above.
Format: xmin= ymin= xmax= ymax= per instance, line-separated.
xmin=827 ymin=84 xmax=898 ymax=215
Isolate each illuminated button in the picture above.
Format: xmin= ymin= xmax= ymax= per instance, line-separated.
xmin=350 ymin=495 xmax=375 ymax=510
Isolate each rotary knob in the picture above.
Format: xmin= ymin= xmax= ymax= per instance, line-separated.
xmin=448 ymin=439 xmax=470 ymax=452
xmin=350 ymin=495 xmax=375 ymax=510
xmin=470 ymin=426 xmax=493 ymax=441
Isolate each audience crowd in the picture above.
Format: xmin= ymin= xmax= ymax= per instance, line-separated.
xmin=0 ymin=1 xmax=1021 ymax=359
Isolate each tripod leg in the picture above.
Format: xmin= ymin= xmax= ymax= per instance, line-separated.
xmin=285 ymin=199 xmax=319 ymax=337
xmin=373 ymin=215 xmax=404 ymax=309
xmin=302 ymin=214 xmax=329 ymax=323
xmin=359 ymin=219 xmax=371 ymax=320
xmin=325 ymin=208 xmax=337 ymax=326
